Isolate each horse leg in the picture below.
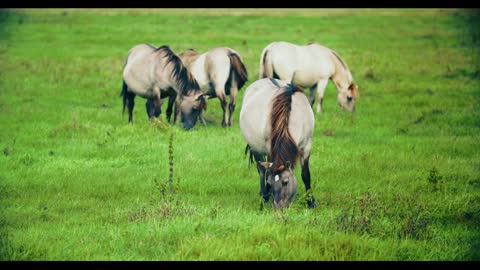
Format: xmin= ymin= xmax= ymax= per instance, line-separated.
xmin=145 ymin=98 xmax=159 ymax=120
xmin=228 ymin=86 xmax=238 ymax=127
xmin=153 ymin=93 xmax=163 ymax=114
xmin=173 ymin=98 xmax=179 ymax=125
xmin=309 ymin=85 xmax=317 ymax=107
xmin=316 ymin=79 xmax=328 ymax=113
xmin=252 ymin=151 xmax=270 ymax=203
xmin=165 ymin=91 xmax=176 ymax=123
xmin=301 ymin=155 xmax=316 ymax=208
xmin=219 ymin=94 xmax=228 ymax=127
xmin=126 ymin=92 xmax=135 ymax=124
xmin=199 ymin=110 xmax=207 ymax=127
xmin=147 ymin=87 xmax=163 ymax=120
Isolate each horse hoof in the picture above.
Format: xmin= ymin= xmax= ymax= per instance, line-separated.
xmin=307 ymin=197 xmax=316 ymax=208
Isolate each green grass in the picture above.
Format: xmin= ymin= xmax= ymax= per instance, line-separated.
xmin=0 ymin=8 xmax=479 ymax=260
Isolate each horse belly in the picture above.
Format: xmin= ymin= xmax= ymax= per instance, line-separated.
xmin=123 ymin=70 xmax=154 ymax=98
xmin=295 ymin=54 xmax=333 ymax=84
xmin=271 ymin=50 xmax=331 ymax=87
xmin=291 ymin=70 xmax=323 ymax=87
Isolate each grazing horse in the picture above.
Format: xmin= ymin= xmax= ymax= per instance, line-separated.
xmin=240 ymin=78 xmax=315 ymax=208
xmin=259 ymin=41 xmax=359 ymax=113
xmin=178 ymin=47 xmax=248 ymax=127
xmin=121 ymin=44 xmax=208 ymax=130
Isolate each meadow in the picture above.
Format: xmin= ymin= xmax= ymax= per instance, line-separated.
xmin=0 ymin=8 xmax=479 ymax=260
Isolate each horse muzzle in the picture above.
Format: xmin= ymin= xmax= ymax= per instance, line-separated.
xmin=273 ymin=199 xmax=290 ymax=208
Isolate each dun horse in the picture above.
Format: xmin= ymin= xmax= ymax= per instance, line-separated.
xmin=121 ymin=44 xmax=208 ymax=130
xmin=178 ymin=47 xmax=248 ymax=127
xmin=240 ymin=78 xmax=315 ymax=208
xmin=259 ymin=41 xmax=359 ymax=113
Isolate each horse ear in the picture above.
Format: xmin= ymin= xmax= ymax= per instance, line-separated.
xmin=259 ymin=161 xmax=272 ymax=169
xmin=274 ymin=164 xmax=285 ymax=173
xmin=197 ymin=94 xmax=209 ymax=111
xmin=349 ymin=83 xmax=359 ymax=98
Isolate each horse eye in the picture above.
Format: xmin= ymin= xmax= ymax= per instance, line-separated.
xmin=347 ymin=96 xmax=353 ymax=102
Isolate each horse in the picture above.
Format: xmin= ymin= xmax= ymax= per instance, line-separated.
xmin=240 ymin=78 xmax=315 ymax=208
xmin=259 ymin=41 xmax=359 ymax=113
xmin=121 ymin=44 xmax=208 ymax=130
xmin=177 ymin=47 xmax=248 ymax=127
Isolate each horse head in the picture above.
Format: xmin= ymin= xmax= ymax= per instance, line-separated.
xmin=259 ymin=160 xmax=298 ymax=208
xmin=179 ymin=93 xmax=209 ymax=130
xmin=337 ymin=82 xmax=359 ymax=112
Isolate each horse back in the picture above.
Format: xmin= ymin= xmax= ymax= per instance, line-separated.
xmin=205 ymin=48 xmax=231 ymax=79
xmin=240 ymin=79 xmax=281 ymax=154
xmin=123 ymin=44 xmax=179 ymax=98
xmin=240 ymin=79 xmax=313 ymax=155
xmin=122 ymin=45 xmax=159 ymax=96
xmin=289 ymin=90 xmax=314 ymax=153
xmin=267 ymin=42 xmax=335 ymax=86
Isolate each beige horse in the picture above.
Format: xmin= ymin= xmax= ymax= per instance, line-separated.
xmin=240 ymin=78 xmax=315 ymax=208
xmin=259 ymin=41 xmax=359 ymax=113
xmin=121 ymin=44 xmax=208 ymax=130
xmin=178 ymin=47 xmax=248 ymax=127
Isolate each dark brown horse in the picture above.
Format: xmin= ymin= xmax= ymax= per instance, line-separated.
xmin=240 ymin=78 xmax=315 ymax=208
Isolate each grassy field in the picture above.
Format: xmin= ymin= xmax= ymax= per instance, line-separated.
xmin=0 ymin=8 xmax=479 ymax=260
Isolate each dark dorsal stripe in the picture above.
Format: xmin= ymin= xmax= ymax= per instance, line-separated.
xmin=269 ymin=82 xmax=303 ymax=172
xmin=330 ymin=49 xmax=347 ymax=70
xmin=270 ymin=78 xmax=281 ymax=88
xmin=146 ymin=44 xmax=157 ymax=50
xmin=157 ymin=45 xmax=201 ymax=96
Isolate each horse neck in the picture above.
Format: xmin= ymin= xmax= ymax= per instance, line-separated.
xmin=171 ymin=75 xmax=196 ymax=97
xmin=167 ymin=59 xmax=200 ymax=97
xmin=330 ymin=52 xmax=352 ymax=91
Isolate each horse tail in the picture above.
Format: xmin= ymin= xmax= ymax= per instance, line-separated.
xmin=120 ymin=50 xmax=132 ymax=117
xmin=259 ymin=46 xmax=274 ymax=79
xmin=121 ymin=80 xmax=128 ymax=116
xmin=228 ymin=52 xmax=248 ymax=90
xmin=270 ymin=82 xmax=303 ymax=171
